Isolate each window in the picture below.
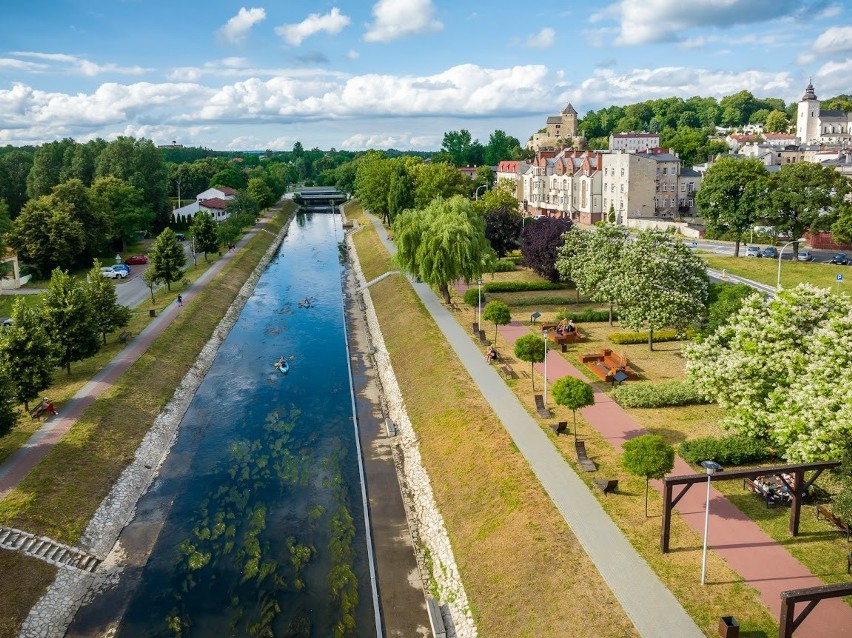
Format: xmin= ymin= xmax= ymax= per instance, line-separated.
xmin=671 ymin=198 xmax=676 ymax=207
xmin=688 ymin=199 xmax=693 ymax=208
xmin=621 ymin=168 xmax=625 ymax=176
xmin=663 ymin=168 xmax=668 ymax=175
xmin=681 ymin=184 xmax=686 ymax=192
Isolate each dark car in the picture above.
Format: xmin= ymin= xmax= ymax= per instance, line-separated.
xmin=830 ymin=253 xmax=849 ymax=265
xmin=175 ymin=233 xmax=186 ymax=241
xmin=761 ymin=246 xmax=779 ymax=258
xmin=125 ymin=255 xmax=148 ymax=265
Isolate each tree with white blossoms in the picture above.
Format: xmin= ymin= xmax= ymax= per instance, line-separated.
xmin=556 ymin=224 xmax=629 ymax=325
xmin=684 ymin=284 xmax=852 ymax=462
xmin=611 ymin=229 xmax=708 ymax=350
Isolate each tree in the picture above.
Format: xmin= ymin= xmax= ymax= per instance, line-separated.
xmin=483 ymin=208 xmax=522 ymax=257
xmin=393 ymin=196 xmax=495 ymax=304
xmin=143 ymin=265 xmax=162 ymax=303
xmin=764 ymin=110 xmax=789 ymax=133
xmin=685 ymin=284 xmax=852 ymax=462
xmin=703 ymin=282 xmax=757 ymax=336
xmin=482 ymin=301 xmax=511 ymax=342
xmin=0 ymin=364 xmax=17 ymax=436
xmin=42 ymin=268 xmax=100 ymax=374
xmin=0 ymin=298 xmax=55 ymax=410
xmin=441 ymin=129 xmax=483 ymax=166
xmin=695 ymin=158 xmax=768 ymax=256
xmin=0 ymin=149 xmax=33 ymax=216
xmin=6 ymin=196 xmax=86 ymax=272
xmin=149 ymin=227 xmax=187 ymax=291
xmin=354 ymin=151 xmax=394 ymax=223
xmin=91 ymin=176 xmax=154 ymax=251
xmin=246 ymin=177 xmax=275 ymax=210
xmin=622 ymin=434 xmax=675 ymax=516
xmin=191 ymin=212 xmax=220 ymax=261
xmin=612 ymin=229 xmax=708 ymax=350
xmin=386 ymin=163 xmax=414 ymax=224
xmin=483 ymin=130 xmax=523 ymax=166
xmin=86 ymin=259 xmax=131 ymax=344
xmin=551 ymin=376 xmax=594 ymax=441
xmin=50 ymin=178 xmax=103 ymax=256
xmin=513 ymin=333 xmax=545 ymax=391
xmin=520 ymin=216 xmax=572 ymax=281
xmin=412 ymin=162 xmax=470 ymax=208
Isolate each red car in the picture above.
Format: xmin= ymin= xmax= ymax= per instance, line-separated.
xmin=125 ymin=255 xmax=148 ymax=265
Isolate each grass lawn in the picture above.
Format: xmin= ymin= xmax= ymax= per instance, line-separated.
xmin=349 ymin=204 xmax=779 ymax=637
xmin=702 ymin=254 xmax=851 ymax=292
xmin=0 ymin=202 xmax=295 ymax=633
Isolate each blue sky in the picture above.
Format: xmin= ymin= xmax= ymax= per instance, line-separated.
xmin=1 ymin=0 xmax=850 ymax=151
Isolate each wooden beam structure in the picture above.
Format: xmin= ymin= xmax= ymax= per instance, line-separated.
xmin=779 ymin=582 xmax=852 ymax=638
xmin=660 ymin=460 xmax=840 ymax=553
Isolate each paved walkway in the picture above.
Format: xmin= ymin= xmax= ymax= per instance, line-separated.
xmin=367 ymin=215 xmax=704 ymax=638
xmin=0 ymin=214 xmax=274 ymax=499
xmin=491 ymin=320 xmax=852 ymax=638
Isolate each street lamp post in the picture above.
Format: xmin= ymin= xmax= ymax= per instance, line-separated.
xmin=476 ymin=278 xmax=483 ymax=331
xmin=777 ymin=238 xmax=807 ymax=290
xmin=542 ymin=327 xmax=548 ymax=407
xmin=699 ymin=460 xmax=724 ymax=585
xmin=475 ymin=184 xmax=487 ymax=200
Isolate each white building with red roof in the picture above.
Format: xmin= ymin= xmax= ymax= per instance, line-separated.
xmin=172 ymin=185 xmax=237 ymax=224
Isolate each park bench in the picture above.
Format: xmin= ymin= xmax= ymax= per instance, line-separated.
xmin=471 ymin=322 xmax=479 ymax=336
xmin=593 ymin=479 xmax=619 ymax=495
xmin=816 ymin=504 xmax=851 ymax=541
xmin=848 ymin=551 xmax=852 ymax=575
xmin=580 ymin=348 xmax=635 ymax=383
xmin=552 ymin=421 xmax=568 ymax=436
xmin=743 ymin=477 xmax=780 ymax=508
xmin=500 ymin=363 xmax=517 ymax=379
xmin=534 ymin=394 xmax=552 ymax=418
xmin=542 ymin=324 xmax=584 ymax=347
xmin=575 ymin=440 xmax=597 ymax=472
xmin=478 ymin=329 xmax=490 ymax=346
xmin=119 ymin=331 xmax=132 ymax=344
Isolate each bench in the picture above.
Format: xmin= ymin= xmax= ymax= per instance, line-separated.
xmin=534 ymin=394 xmax=552 ymax=418
xmin=500 ymin=363 xmax=517 ymax=379
xmin=552 ymin=421 xmax=568 ymax=436
xmin=817 ymin=504 xmax=851 ymax=541
xmin=575 ymin=440 xmax=597 ymax=472
xmin=743 ymin=477 xmax=783 ymax=508
xmin=478 ymin=329 xmax=490 ymax=346
xmin=471 ymin=322 xmax=479 ymax=336
xmin=848 ymin=551 xmax=852 ymax=575
xmin=594 ymin=479 xmax=618 ymax=495
xmin=580 ymin=348 xmax=635 ymax=383
xmin=119 ymin=331 xmax=132 ymax=344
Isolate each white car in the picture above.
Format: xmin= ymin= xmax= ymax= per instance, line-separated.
xmin=100 ymin=266 xmax=127 ymax=279
xmin=745 ymin=246 xmax=761 ymax=257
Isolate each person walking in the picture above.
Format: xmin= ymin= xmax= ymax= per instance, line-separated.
xmin=177 ymin=294 xmax=183 ymax=307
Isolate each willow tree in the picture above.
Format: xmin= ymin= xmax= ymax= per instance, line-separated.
xmin=393 ymin=195 xmax=495 ymax=304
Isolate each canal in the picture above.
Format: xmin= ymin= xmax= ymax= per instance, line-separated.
xmin=75 ymin=212 xmax=378 ymax=637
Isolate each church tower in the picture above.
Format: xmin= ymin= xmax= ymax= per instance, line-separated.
xmin=796 ymin=80 xmax=820 ymax=144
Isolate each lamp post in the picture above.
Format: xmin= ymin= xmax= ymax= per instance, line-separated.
xmin=777 ymin=237 xmax=807 ymax=290
xmin=475 ymin=184 xmax=487 ymax=200
xmin=542 ymin=326 xmax=548 ymax=407
xmin=699 ymin=460 xmax=724 ymax=585
xmin=476 ymin=278 xmax=483 ymax=331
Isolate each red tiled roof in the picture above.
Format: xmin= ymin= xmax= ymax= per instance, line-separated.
xmin=214 ymin=186 xmax=236 ymax=195
xmin=200 ymin=197 xmax=228 ymax=210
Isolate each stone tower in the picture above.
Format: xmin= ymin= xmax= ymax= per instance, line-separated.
xmin=796 ymin=80 xmax=820 ymax=144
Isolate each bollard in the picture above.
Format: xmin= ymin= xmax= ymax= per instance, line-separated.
xmin=149 ymin=309 xmax=156 ymax=318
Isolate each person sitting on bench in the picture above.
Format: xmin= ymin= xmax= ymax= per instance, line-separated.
xmin=565 ymin=319 xmax=576 ymax=333
xmin=485 ymin=345 xmax=498 ymax=364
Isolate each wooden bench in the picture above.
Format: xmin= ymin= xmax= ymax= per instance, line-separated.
xmin=534 ymin=394 xmax=552 ymax=418
xmin=594 ymin=479 xmax=618 ymax=495
xmin=542 ymin=324 xmax=583 ymax=347
xmin=580 ymin=348 xmax=635 ymax=383
xmin=478 ymin=329 xmax=490 ymax=346
xmin=471 ymin=322 xmax=479 ymax=336
xmin=817 ymin=504 xmax=851 ymax=541
xmin=500 ymin=363 xmax=517 ymax=379
xmin=552 ymin=421 xmax=568 ymax=436
xmin=119 ymin=331 xmax=132 ymax=344
xmin=848 ymin=551 xmax=852 ymax=574
xmin=575 ymin=440 xmax=597 ymax=472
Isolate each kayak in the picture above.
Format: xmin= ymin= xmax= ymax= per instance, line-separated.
xmin=274 ymin=361 xmax=289 ymax=374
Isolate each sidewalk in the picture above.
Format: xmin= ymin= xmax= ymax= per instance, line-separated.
xmin=367 ymin=214 xmax=704 ymax=638
xmin=0 ymin=214 xmax=274 ymax=499
xmin=493 ymin=319 xmax=852 ymax=638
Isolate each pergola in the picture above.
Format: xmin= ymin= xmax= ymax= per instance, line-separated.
xmin=780 ymin=583 xmax=852 ymax=638
xmin=660 ymin=460 xmax=840 ymax=553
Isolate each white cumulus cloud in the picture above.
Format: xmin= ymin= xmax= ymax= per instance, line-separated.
xmin=276 ymin=8 xmax=351 ymax=47
xmin=526 ymin=27 xmax=555 ymax=49
xmin=363 ymin=0 xmax=443 ymax=43
xmin=810 ymin=26 xmax=852 ymax=55
xmin=218 ymin=7 xmax=266 ymax=45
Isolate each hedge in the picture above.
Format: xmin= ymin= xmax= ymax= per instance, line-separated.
xmin=493 ymin=259 xmax=518 ymax=272
xmin=611 ymin=380 xmax=708 ymax=408
xmin=679 ymin=436 xmax=773 ymax=466
xmin=556 ymin=308 xmax=616 ymax=323
xmin=483 ymin=281 xmax=566 ymax=293
xmin=463 ymin=287 xmax=481 ymax=307
xmin=497 ymin=296 xmax=579 ymax=307
xmin=609 ymin=328 xmax=694 ymax=344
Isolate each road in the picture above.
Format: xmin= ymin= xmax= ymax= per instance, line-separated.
xmin=686 ymin=238 xmax=848 ymax=265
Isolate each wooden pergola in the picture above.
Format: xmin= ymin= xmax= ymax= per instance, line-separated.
xmin=779 ymin=582 xmax=852 ymax=638
xmin=660 ymin=460 xmax=840 ymax=553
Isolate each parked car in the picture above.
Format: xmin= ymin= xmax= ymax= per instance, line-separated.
xmin=830 ymin=253 xmax=849 ymax=265
xmin=745 ymin=246 xmax=761 ymax=257
xmin=761 ymin=246 xmax=779 ymax=258
xmin=112 ymin=264 xmax=130 ymax=274
xmin=124 ymin=255 xmax=148 ymax=265
xmin=100 ymin=266 xmax=127 ymax=279
xmin=1 ymin=318 xmax=11 ymax=328
xmin=175 ymin=233 xmax=186 ymax=241
xmin=796 ymin=250 xmax=815 ymax=262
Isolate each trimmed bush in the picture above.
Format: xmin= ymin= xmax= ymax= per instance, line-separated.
xmin=611 ymin=380 xmax=708 ymax=408
xmin=556 ymin=308 xmax=616 ymax=323
xmin=609 ymin=328 xmax=693 ymax=344
xmin=463 ymin=287 xmax=481 ymax=307
xmin=493 ymin=259 xmax=517 ymax=272
xmin=497 ymin=296 xmax=579 ymax=307
xmin=679 ymin=436 xmax=772 ymax=466
xmin=483 ymin=281 xmax=566 ymax=293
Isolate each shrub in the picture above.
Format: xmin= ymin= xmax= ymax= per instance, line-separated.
xmin=832 ymin=486 xmax=852 ymax=523
xmin=556 ymin=308 xmax=616 ymax=323
xmin=679 ymin=436 xmax=772 ymax=466
xmin=611 ymin=381 xmax=708 ymax=408
xmin=463 ymin=287 xmax=481 ymax=307
xmin=609 ymin=328 xmax=693 ymax=344
xmin=492 ymin=259 xmax=517 ymax=272
xmin=496 ymin=296 xmax=578 ymax=307
xmin=483 ymin=281 xmax=565 ymax=293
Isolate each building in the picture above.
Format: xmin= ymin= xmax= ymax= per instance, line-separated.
xmin=172 ymin=186 xmax=236 ymax=224
xmin=796 ymin=80 xmax=852 ymax=144
xmin=528 ymin=103 xmax=585 ymax=151
xmin=494 ymin=160 xmax=531 ymax=203
xmin=609 ymin=132 xmax=660 ymax=152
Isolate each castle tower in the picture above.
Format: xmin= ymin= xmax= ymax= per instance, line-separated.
xmin=561 ymin=103 xmax=578 ymax=139
xmin=796 ymin=80 xmax=820 ymax=144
